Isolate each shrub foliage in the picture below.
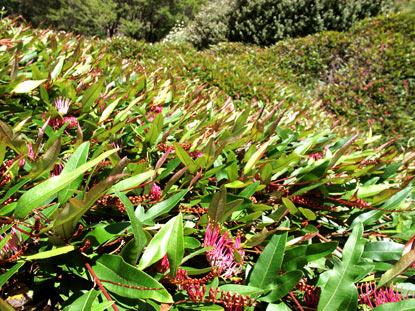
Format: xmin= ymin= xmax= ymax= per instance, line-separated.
xmin=1 ymin=11 xmax=415 ymax=311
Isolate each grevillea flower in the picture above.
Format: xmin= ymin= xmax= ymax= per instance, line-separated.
xmin=203 ymin=223 xmax=244 ymax=278
xmin=150 ymin=183 xmax=162 ymax=200
xmin=54 ymin=97 xmax=71 ymax=115
xmin=360 ymin=282 xmax=414 ymax=308
xmin=0 ymin=227 xmax=23 ymax=259
xmin=50 ymin=163 xmax=64 ymax=177
xmin=304 ymin=287 xmax=320 ymax=308
xmin=146 ymin=105 xmax=163 ymax=122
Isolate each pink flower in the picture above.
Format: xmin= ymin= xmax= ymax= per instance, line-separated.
xmin=151 ymin=183 xmax=162 ymax=200
xmin=54 ymin=97 xmax=71 ymax=115
xmin=50 ymin=163 xmax=64 ymax=177
xmin=304 ymin=287 xmax=320 ymax=308
xmin=359 ymin=282 xmax=414 ymax=308
xmin=0 ymin=227 xmax=23 ymax=259
xmin=203 ymin=224 xmax=244 ymax=278
xmin=63 ymin=117 xmax=78 ymax=128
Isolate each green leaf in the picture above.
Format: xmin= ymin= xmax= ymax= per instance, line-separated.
xmin=259 ymin=270 xmax=303 ymax=302
xmin=82 ymin=77 xmax=105 ymax=112
xmin=116 ymin=191 xmax=146 ymax=265
xmin=282 ymin=197 xmax=299 ymax=215
xmin=92 ymin=254 xmax=172 ymax=303
xmin=145 ymin=113 xmax=164 ymax=146
xmin=167 ymin=213 xmax=184 ymax=278
xmin=143 ymin=190 xmax=187 ymax=223
xmin=244 ymin=140 xmax=270 ymax=175
xmin=98 ymin=95 xmax=122 ymax=124
xmin=324 ymin=132 xmax=360 ymax=175
xmin=91 ymin=301 xmax=115 ymax=311
xmin=207 ymin=185 xmax=227 ymax=225
xmin=51 ymin=57 xmax=64 ymax=81
xmin=372 ymin=299 xmax=415 ymax=311
xmin=282 ymin=242 xmax=338 ymax=271
xmin=298 ymin=207 xmax=316 ymax=220
xmin=23 ymin=245 xmax=75 ymax=260
xmin=379 ymin=186 xmax=413 ymax=211
xmin=0 ymin=261 xmax=24 ymax=289
xmin=183 ymin=236 xmax=201 ymax=249
xmin=362 ymin=242 xmax=404 ymax=261
xmin=113 ymin=170 xmax=154 ymax=192
xmin=219 ymin=284 xmax=265 ymax=296
xmin=15 ymin=149 xmax=118 ymax=219
xmin=138 ymin=216 xmax=176 ymax=270
xmin=181 ymin=247 xmax=214 ymax=265
xmin=378 ymin=250 xmax=415 ymax=288
xmin=64 ymin=289 xmax=99 ymax=311
xmin=29 ymin=137 xmax=61 ymax=179
xmin=318 ymin=223 xmax=366 ymax=311
xmin=53 ymin=172 xmax=125 ymax=239
xmin=58 ymin=142 xmax=90 ymax=204
xmin=12 ymin=79 xmax=46 ymax=93
xmin=174 ymin=143 xmax=197 ymax=172
xmin=249 ymin=231 xmax=287 ymax=289
xmin=114 ymin=94 xmax=144 ymax=124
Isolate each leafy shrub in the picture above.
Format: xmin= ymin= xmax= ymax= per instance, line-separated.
xmin=228 ymin=0 xmax=393 ymax=45
xmin=2 ymin=14 xmax=415 ymax=311
xmin=183 ymin=0 xmax=236 ymax=49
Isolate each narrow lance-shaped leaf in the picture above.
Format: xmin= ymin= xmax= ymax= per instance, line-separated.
xmin=324 ymin=132 xmax=360 ymax=175
xmin=52 ymin=173 xmax=126 ymax=239
xmin=58 ymin=142 xmax=90 ymax=204
xmin=65 ymin=289 xmax=99 ymax=311
xmin=138 ymin=216 xmax=176 ymax=270
xmin=378 ymin=250 xmax=415 ymax=288
xmin=318 ymin=223 xmax=366 ymax=311
xmin=143 ymin=190 xmax=187 ymax=223
xmin=0 ymin=262 xmax=24 ymax=289
xmin=243 ymin=140 xmax=271 ymax=175
xmin=174 ymin=142 xmax=197 ymax=173
xmin=28 ymin=137 xmax=61 ymax=179
xmin=249 ymin=230 xmax=288 ymax=289
xmin=259 ymin=270 xmax=303 ymax=302
xmin=167 ymin=213 xmax=184 ymax=278
xmin=92 ymin=254 xmax=172 ymax=303
xmin=207 ymin=185 xmax=227 ymax=225
xmin=116 ymin=190 xmax=146 ymax=265
xmin=15 ymin=148 xmax=119 ymax=219
xmin=82 ymin=77 xmax=105 ymax=112
xmin=12 ymin=79 xmax=46 ymax=94
xmin=23 ymin=245 xmax=75 ymax=260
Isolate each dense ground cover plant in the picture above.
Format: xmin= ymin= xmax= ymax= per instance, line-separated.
xmin=1 ymin=14 xmax=415 ymax=311
xmin=108 ymin=12 xmax=415 ymax=143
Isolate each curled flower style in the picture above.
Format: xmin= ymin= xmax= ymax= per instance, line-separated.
xmin=0 ymin=227 xmax=23 ymax=259
xmin=54 ymin=97 xmax=72 ymax=115
xmin=360 ymin=282 xmax=414 ymax=308
xmin=203 ymin=223 xmax=244 ymax=278
xmin=303 ymin=287 xmax=320 ymax=308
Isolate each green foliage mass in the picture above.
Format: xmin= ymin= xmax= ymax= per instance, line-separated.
xmin=109 ymin=12 xmax=415 ymax=142
xmin=2 ymin=0 xmax=204 ymax=41
xmin=1 ymin=10 xmax=415 ymax=311
xmin=184 ymin=0 xmax=394 ymax=48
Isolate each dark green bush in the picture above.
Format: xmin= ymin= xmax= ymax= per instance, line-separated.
xmin=228 ymin=0 xmax=393 ymax=45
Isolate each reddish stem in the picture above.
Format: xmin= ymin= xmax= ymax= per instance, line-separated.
xmin=289 ymin=292 xmax=305 ymax=311
xmin=82 ymin=257 xmax=120 ymax=311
